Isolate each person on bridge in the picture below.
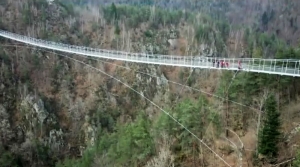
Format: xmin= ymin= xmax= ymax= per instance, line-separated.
xmin=225 ymin=62 xmax=229 ymax=68
xmin=220 ymin=60 xmax=225 ymax=68
xmin=212 ymin=59 xmax=215 ymax=67
xmin=238 ymin=60 xmax=242 ymax=70
xmin=217 ymin=60 xmax=220 ymax=68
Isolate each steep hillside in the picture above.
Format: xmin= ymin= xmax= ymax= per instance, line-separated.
xmin=225 ymin=0 xmax=300 ymax=46
xmin=69 ymin=0 xmax=300 ymax=46
xmin=0 ymin=0 xmax=300 ymax=167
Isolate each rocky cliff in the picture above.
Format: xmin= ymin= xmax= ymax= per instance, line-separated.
xmin=1 ymin=0 xmax=300 ymax=167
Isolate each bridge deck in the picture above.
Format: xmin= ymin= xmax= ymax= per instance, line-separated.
xmin=0 ymin=30 xmax=299 ymax=77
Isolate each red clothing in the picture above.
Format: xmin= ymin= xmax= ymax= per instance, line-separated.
xmin=220 ymin=61 xmax=224 ymax=67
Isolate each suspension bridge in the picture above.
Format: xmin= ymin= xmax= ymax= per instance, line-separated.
xmin=0 ymin=30 xmax=300 ymax=77
xmin=2 ymin=29 xmax=298 ymax=167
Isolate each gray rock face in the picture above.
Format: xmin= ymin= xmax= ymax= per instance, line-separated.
xmin=199 ymin=43 xmax=216 ymax=56
xmin=18 ymin=95 xmax=64 ymax=151
xmin=287 ymin=124 xmax=300 ymax=142
xmin=21 ymin=95 xmax=49 ymax=124
xmin=168 ymin=39 xmax=180 ymax=49
xmin=83 ymin=118 xmax=97 ymax=147
xmin=48 ymin=128 xmax=64 ymax=151
xmin=0 ymin=104 xmax=8 ymax=119
xmin=156 ymin=72 xmax=169 ymax=88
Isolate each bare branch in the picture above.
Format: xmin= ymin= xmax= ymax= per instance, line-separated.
xmin=226 ymin=128 xmax=244 ymax=149
xmin=271 ymin=158 xmax=295 ymax=167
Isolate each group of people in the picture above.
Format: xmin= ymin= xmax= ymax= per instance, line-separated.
xmin=212 ymin=60 xmax=229 ymax=68
xmin=212 ymin=59 xmax=242 ymax=70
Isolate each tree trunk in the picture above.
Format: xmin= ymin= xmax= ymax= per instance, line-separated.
xmin=199 ymin=142 xmax=204 ymax=167
xmin=193 ymin=142 xmax=196 ymax=167
xmin=226 ymin=91 xmax=229 ymax=137
xmin=288 ymin=87 xmax=290 ymax=103
xmin=256 ymin=111 xmax=261 ymax=156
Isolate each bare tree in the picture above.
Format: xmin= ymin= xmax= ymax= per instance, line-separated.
xmin=225 ymin=128 xmax=244 ymax=167
xmin=126 ymin=30 xmax=132 ymax=52
xmin=121 ymin=21 xmax=126 ymax=50
xmin=145 ymin=134 xmax=174 ymax=167
xmin=149 ymin=5 xmax=156 ymax=23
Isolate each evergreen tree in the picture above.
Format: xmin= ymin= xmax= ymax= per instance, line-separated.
xmin=258 ymin=94 xmax=281 ymax=160
xmin=111 ymin=3 xmax=118 ymax=20
xmin=0 ymin=146 xmax=17 ymax=167
xmin=293 ymin=150 xmax=300 ymax=167
xmin=261 ymin=11 xmax=269 ymax=26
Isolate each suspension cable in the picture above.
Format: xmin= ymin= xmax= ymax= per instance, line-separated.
xmin=0 ymin=44 xmax=232 ymax=167
xmin=1 ymin=44 xmax=260 ymax=113
xmin=74 ymin=51 xmax=259 ymax=113
xmin=63 ymin=55 xmax=232 ymax=167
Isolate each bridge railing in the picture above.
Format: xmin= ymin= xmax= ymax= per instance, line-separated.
xmin=204 ymin=57 xmax=300 ymax=75
xmin=0 ymin=30 xmax=300 ymax=76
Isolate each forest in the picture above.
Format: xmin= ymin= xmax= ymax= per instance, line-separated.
xmin=0 ymin=0 xmax=300 ymax=167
